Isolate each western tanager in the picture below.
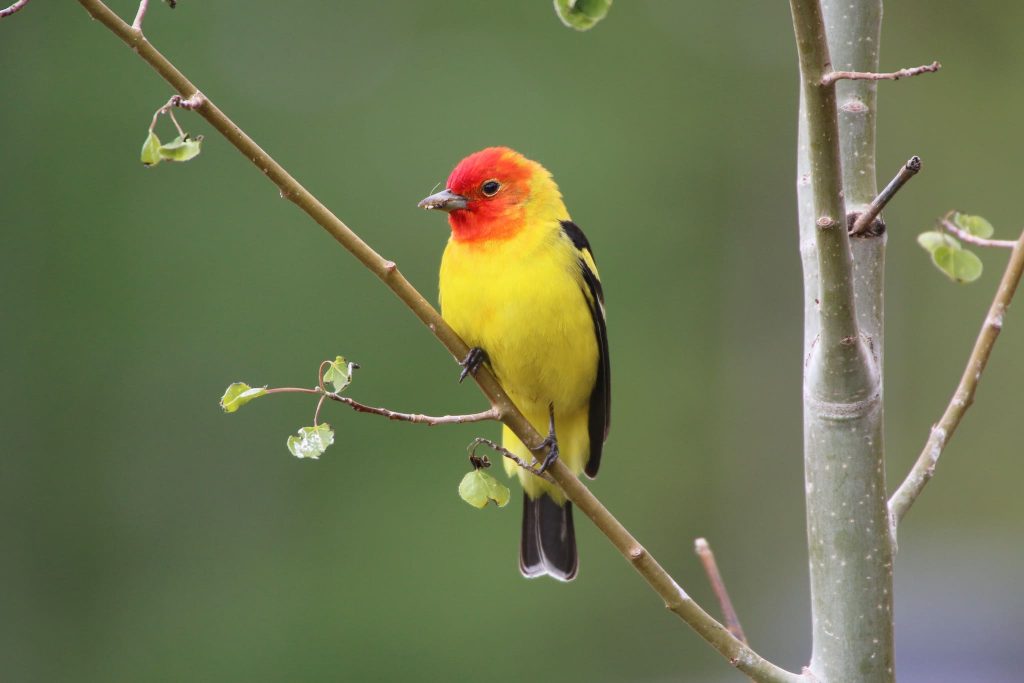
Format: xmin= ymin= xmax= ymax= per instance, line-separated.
xmin=418 ymin=147 xmax=610 ymax=581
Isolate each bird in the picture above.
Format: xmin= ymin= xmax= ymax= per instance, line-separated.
xmin=418 ymin=147 xmax=610 ymax=581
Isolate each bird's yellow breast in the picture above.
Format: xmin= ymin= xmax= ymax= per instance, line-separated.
xmin=439 ymin=223 xmax=598 ymax=497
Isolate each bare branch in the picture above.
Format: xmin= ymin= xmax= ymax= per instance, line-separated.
xmin=890 ymin=230 xmax=1024 ymax=524
xmin=850 ymin=156 xmax=921 ymax=237
xmin=694 ymin=538 xmax=747 ymax=645
xmin=941 ymin=216 xmax=1017 ymax=249
xmin=821 ymin=61 xmax=940 ymax=86
xmin=0 ymin=0 xmax=30 ymax=19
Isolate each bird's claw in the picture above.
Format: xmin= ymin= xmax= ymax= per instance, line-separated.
xmin=458 ymin=347 xmax=488 ymax=383
xmin=532 ymin=404 xmax=560 ymax=474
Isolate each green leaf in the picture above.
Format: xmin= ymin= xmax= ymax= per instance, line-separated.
xmin=286 ymin=424 xmax=335 ymax=460
xmin=953 ymin=212 xmax=994 ymax=239
xmin=917 ymin=230 xmax=959 ymax=253
xmin=141 ymin=130 xmax=162 ymax=166
xmin=553 ymin=0 xmax=612 ymax=31
xmin=158 ymin=134 xmax=202 ymax=162
xmin=220 ymin=382 xmax=268 ymax=413
xmin=932 ymin=245 xmax=983 ymax=283
xmin=458 ymin=470 xmax=511 ymax=509
xmin=323 ymin=356 xmax=358 ymax=393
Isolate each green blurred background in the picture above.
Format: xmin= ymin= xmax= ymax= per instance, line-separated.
xmin=3 ymin=2 xmax=1023 ymax=681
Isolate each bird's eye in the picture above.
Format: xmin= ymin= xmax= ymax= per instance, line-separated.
xmin=481 ymin=180 xmax=501 ymax=197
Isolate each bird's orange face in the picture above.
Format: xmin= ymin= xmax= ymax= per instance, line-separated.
xmin=419 ymin=147 xmax=552 ymax=243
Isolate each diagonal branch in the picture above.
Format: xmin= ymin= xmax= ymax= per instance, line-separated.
xmin=73 ymin=2 xmax=803 ymax=680
xmin=889 ymin=229 xmax=1024 ymax=525
xmin=821 ymin=61 xmax=941 ymax=86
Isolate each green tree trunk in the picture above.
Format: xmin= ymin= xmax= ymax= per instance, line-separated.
xmin=792 ymin=0 xmax=895 ymax=680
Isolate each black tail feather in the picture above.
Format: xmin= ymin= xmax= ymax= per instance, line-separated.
xmin=520 ymin=492 xmax=577 ymax=581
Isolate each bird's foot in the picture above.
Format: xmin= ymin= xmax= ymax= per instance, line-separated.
xmin=458 ymin=347 xmax=488 ymax=384
xmin=531 ymin=404 xmax=560 ymax=474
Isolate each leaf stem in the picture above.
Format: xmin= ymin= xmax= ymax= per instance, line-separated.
xmin=889 ymin=229 xmax=1024 ymax=524
xmin=75 ymin=2 xmax=803 ymax=679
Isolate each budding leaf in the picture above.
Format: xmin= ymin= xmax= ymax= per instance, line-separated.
xmin=220 ymin=382 xmax=268 ymax=413
xmin=141 ymin=130 xmax=162 ymax=166
xmin=286 ymin=424 xmax=335 ymax=460
xmin=953 ymin=212 xmax=995 ymax=239
xmin=158 ymin=134 xmax=202 ymax=162
xmin=323 ymin=356 xmax=357 ymax=393
xmin=553 ymin=0 xmax=612 ymax=31
xmin=932 ymin=245 xmax=983 ymax=283
xmin=458 ymin=470 xmax=510 ymax=509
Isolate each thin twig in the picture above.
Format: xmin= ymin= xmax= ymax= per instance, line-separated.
xmin=941 ymin=216 xmax=1017 ymax=249
xmin=694 ymin=538 xmax=747 ymax=645
xmin=264 ymin=385 xmax=500 ymax=426
xmin=890 ymin=229 xmax=1024 ymax=525
xmin=73 ymin=3 xmax=804 ymax=680
xmin=470 ymin=437 xmax=554 ymax=482
xmin=850 ymin=156 xmax=921 ymax=236
xmin=821 ymin=61 xmax=940 ymax=86
xmin=328 ymin=394 xmax=500 ymax=426
xmin=0 ymin=0 xmax=30 ymax=19
xmin=131 ymin=0 xmax=148 ymax=30
xmin=149 ymin=93 xmax=206 ymax=134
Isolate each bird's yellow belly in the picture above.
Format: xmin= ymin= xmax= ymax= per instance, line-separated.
xmin=440 ymin=237 xmax=598 ymax=499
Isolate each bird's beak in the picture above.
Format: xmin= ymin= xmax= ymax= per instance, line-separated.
xmin=418 ymin=188 xmax=468 ymax=212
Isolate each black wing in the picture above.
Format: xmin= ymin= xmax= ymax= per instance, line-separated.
xmin=561 ymin=220 xmax=610 ymax=478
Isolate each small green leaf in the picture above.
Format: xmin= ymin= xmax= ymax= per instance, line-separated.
xmin=141 ymin=130 xmax=162 ymax=166
xmin=953 ymin=212 xmax=994 ymax=239
xmin=220 ymin=382 xmax=268 ymax=413
xmin=323 ymin=356 xmax=358 ymax=393
xmin=917 ymin=230 xmax=959 ymax=253
xmin=458 ymin=470 xmax=511 ymax=509
xmin=158 ymin=134 xmax=202 ymax=162
xmin=932 ymin=245 xmax=983 ymax=283
xmin=553 ymin=0 xmax=612 ymax=31
xmin=286 ymin=424 xmax=335 ymax=460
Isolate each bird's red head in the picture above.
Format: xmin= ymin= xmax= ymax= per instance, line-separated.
xmin=419 ymin=147 xmax=566 ymax=243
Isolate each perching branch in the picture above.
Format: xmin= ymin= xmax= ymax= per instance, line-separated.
xmin=850 ymin=156 xmax=921 ymax=237
xmin=889 ymin=229 xmax=1024 ymax=524
xmin=821 ymin=61 xmax=941 ymax=86
xmin=694 ymin=538 xmax=747 ymax=645
xmin=941 ymin=215 xmax=1018 ymax=249
xmin=0 ymin=0 xmax=29 ymax=19
xmin=73 ymin=2 xmax=802 ymax=680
